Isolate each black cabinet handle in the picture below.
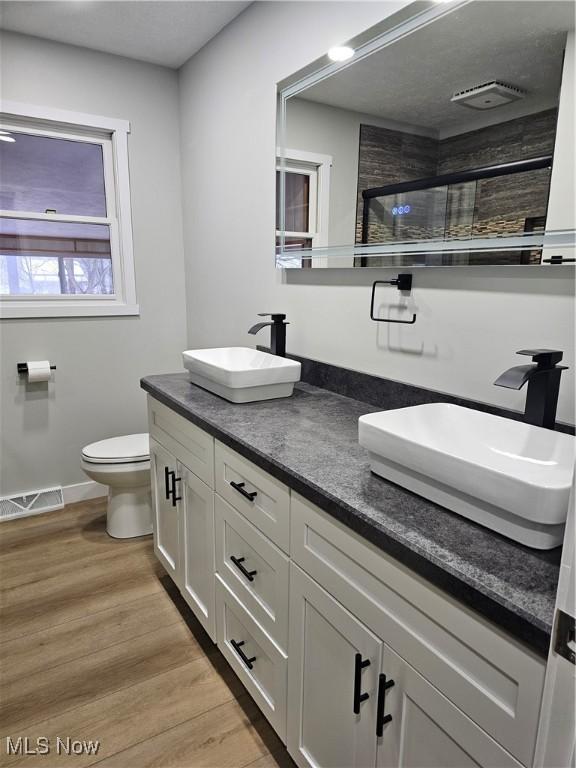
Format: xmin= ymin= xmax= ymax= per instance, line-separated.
xmin=353 ymin=653 xmax=371 ymax=714
xmin=543 ymin=255 xmax=576 ymax=264
xmin=376 ymin=673 xmax=395 ymax=736
xmin=230 ymin=481 xmax=257 ymax=502
xmin=230 ymin=639 xmax=256 ymax=670
xmin=230 ymin=555 xmax=257 ymax=582
xmin=164 ymin=466 xmax=171 ymax=500
xmin=170 ymin=473 xmax=182 ymax=507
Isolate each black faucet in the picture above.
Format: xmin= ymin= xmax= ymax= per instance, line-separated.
xmin=494 ymin=349 xmax=568 ymax=430
xmin=248 ymin=313 xmax=288 ymax=357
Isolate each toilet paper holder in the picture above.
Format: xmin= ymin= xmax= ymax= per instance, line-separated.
xmin=17 ymin=362 xmax=57 ymax=374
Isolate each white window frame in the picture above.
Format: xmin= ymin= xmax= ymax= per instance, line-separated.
xmin=0 ymin=101 xmax=138 ymax=318
xmin=276 ymin=148 xmax=332 ymax=250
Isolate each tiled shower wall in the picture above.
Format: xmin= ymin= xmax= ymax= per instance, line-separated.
xmin=355 ymin=124 xmax=439 ymax=243
xmin=355 ymin=109 xmax=558 ymax=244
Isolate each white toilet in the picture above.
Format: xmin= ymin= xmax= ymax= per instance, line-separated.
xmin=81 ymin=433 xmax=152 ymax=539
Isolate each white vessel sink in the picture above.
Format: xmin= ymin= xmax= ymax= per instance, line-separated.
xmin=182 ymin=347 xmax=301 ymax=403
xmin=359 ymin=403 xmax=575 ymax=549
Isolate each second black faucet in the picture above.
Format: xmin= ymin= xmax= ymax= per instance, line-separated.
xmin=494 ymin=349 xmax=568 ymax=430
xmin=248 ymin=313 xmax=288 ymax=357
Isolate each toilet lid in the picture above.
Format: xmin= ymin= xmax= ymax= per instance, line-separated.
xmin=82 ymin=433 xmax=150 ymax=464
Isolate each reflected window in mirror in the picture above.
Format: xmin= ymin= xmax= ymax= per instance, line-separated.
xmin=276 ymin=150 xmax=331 ymax=267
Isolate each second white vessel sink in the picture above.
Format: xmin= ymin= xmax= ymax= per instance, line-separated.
xmin=182 ymin=347 xmax=301 ymax=403
xmin=359 ymin=403 xmax=575 ymax=549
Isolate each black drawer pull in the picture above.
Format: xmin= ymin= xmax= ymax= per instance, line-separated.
xmin=230 ymin=481 xmax=257 ymax=502
xmin=230 ymin=639 xmax=256 ymax=670
xmin=353 ymin=653 xmax=371 ymax=714
xmin=164 ymin=467 xmax=171 ymax=500
xmin=170 ymin=474 xmax=182 ymax=506
xmin=376 ymin=673 xmax=395 ymax=736
xmin=543 ymin=255 xmax=576 ymax=264
xmin=230 ymin=555 xmax=257 ymax=582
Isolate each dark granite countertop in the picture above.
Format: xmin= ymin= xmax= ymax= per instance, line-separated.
xmin=141 ymin=373 xmax=561 ymax=657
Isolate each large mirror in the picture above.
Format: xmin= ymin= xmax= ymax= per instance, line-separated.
xmin=276 ymin=0 xmax=575 ymax=268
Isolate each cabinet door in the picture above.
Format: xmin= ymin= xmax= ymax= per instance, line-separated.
xmin=179 ymin=464 xmax=216 ymax=641
xmin=149 ymin=437 xmax=179 ymax=581
xmin=287 ymin=564 xmax=382 ymax=768
xmin=376 ymin=646 xmax=522 ymax=768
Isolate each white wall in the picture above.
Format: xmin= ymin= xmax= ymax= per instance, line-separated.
xmin=0 ymin=32 xmax=187 ymax=496
xmin=546 ymin=33 xmax=574 ymax=236
xmin=179 ymin=1 xmax=574 ymax=425
xmin=286 ymin=98 xmax=360 ymax=247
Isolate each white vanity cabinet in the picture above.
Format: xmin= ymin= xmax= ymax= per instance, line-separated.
xmin=215 ymin=577 xmax=288 ymax=740
xmin=178 ymin=465 xmax=215 ymax=637
xmin=215 ymin=441 xmax=290 ymax=552
xmin=147 ymin=395 xmax=548 ymax=768
xmin=288 ymin=494 xmax=545 ymax=768
xmin=214 ymin=494 xmax=290 ymax=651
xmin=288 ymin=565 xmax=524 ymax=768
xmin=376 ymin=647 xmax=523 ymax=768
xmin=287 ymin=563 xmax=382 ymax=768
xmin=149 ymin=437 xmax=180 ymax=582
xmin=148 ymin=398 xmax=216 ymax=640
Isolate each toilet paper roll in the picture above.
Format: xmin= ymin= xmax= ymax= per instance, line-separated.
xmin=26 ymin=360 xmax=52 ymax=383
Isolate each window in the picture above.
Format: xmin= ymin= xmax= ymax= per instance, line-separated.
xmin=0 ymin=102 xmax=137 ymax=317
xmin=276 ymin=149 xmax=331 ymax=267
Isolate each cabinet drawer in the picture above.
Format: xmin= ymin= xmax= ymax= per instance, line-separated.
xmin=215 ymin=576 xmax=287 ymax=741
xmin=290 ymin=494 xmax=545 ymax=767
xmin=215 ymin=442 xmax=290 ymax=552
xmin=148 ymin=397 xmax=214 ymax=488
xmin=215 ymin=495 xmax=289 ymax=651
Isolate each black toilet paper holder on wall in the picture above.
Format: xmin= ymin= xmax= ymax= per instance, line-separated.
xmin=370 ymin=274 xmax=417 ymax=325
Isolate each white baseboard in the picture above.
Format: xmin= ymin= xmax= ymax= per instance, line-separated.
xmin=63 ymin=480 xmax=107 ymax=505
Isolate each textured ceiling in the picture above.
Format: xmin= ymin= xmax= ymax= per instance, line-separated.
xmin=0 ymin=1 xmax=252 ymax=68
xmin=299 ymin=1 xmax=574 ymax=135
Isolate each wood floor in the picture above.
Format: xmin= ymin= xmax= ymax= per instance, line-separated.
xmin=0 ymin=499 xmax=294 ymax=768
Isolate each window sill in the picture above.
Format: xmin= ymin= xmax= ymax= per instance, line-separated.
xmin=0 ymin=302 xmax=140 ymax=319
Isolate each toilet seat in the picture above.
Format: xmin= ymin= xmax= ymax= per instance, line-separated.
xmin=82 ymin=433 xmax=149 ymax=465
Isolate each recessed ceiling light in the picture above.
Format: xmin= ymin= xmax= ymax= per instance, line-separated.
xmin=0 ymin=131 xmax=15 ymax=143
xmin=328 ymin=46 xmax=354 ymax=62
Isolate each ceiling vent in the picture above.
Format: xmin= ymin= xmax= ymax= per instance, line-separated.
xmin=451 ymin=81 xmax=526 ymax=110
